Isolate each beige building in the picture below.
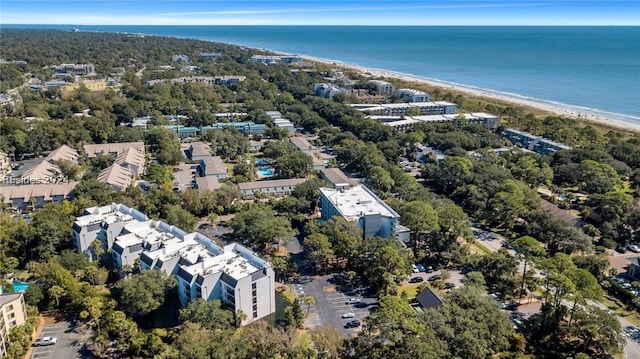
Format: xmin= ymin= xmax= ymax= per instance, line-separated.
xmin=0 ymin=293 xmax=27 ymax=357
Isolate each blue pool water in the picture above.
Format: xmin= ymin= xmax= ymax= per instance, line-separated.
xmin=12 ymin=281 xmax=29 ymax=293
xmin=259 ymin=168 xmax=275 ymax=177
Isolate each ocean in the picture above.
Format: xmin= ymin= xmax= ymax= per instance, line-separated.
xmin=5 ymin=25 xmax=640 ymax=123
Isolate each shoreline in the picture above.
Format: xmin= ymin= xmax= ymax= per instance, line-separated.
xmin=57 ymin=28 xmax=640 ymax=133
xmin=302 ymin=55 xmax=640 ymax=133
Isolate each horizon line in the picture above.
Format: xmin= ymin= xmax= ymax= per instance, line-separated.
xmin=2 ymin=23 xmax=638 ymax=27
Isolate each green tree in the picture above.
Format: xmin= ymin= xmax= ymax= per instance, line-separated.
xmin=230 ymin=203 xmax=295 ymax=251
xmin=366 ymin=165 xmax=394 ymax=193
xmin=399 ymin=201 xmax=439 ymax=249
xmin=119 ymin=270 xmax=176 ymax=317
xmin=178 ymin=299 xmax=234 ymax=331
xmin=162 ymin=204 xmax=198 ymax=232
xmin=304 ymin=232 xmax=335 ymax=270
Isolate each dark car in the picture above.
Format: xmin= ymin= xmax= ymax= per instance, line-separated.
xmin=425 ymin=265 xmax=434 ymax=273
xmin=409 ymin=276 xmax=424 ymax=283
xmin=444 ymin=282 xmax=456 ymax=289
xmin=428 ymin=275 xmax=441 ymax=282
xmin=344 ymin=320 xmax=361 ymax=328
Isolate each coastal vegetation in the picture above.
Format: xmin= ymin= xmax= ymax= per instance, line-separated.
xmin=0 ymin=29 xmax=638 ymax=358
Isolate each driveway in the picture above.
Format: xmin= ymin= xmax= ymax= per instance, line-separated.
xmin=31 ymin=319 xmax=88 ymax=359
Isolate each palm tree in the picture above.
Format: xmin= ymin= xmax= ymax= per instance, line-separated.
xmin=300 ymin=294 xmax=315 ymax=316
xmin=235 ymin=309 xmax=247 ymax=327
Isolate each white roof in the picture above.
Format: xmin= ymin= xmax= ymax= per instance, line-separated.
xmin=320 ymin=185 xmax=399 ymax=222
xmin=184 ymin=249 xmax=259 ymax=281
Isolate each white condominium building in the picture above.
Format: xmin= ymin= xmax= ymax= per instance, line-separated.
xmin=319 ymin=185 xmax=409 ymax=240
xmin=72 ymin=203 xmax=275 ymax=325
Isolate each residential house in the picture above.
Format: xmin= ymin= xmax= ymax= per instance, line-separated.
xmin=367 ymin=80 xmax=395 ymax=94
xmin=319 ymin=168 xmax=358 ymax=190
xmin=0 ymin=293 xmax=27 ymax=357
xmin=195 ymin=176 xmax=221 ymax=194
xmin=0 ymin=182 xmax=78 ymax=211
xmin=313 ymin=83 xmax=346 ymax=99
xmin=289 ymin=137 xmax=316 ymax=154
xmin=627 ymin=257 xmax=640 ymax=281
xmin=274 ymin=118 xmax=295 ymax=133
xmin=97 ymin=147 xmax=145 ymax=192
xmin=415 ymin=287 xmax=446 ymax=309
xmin=186 ymin=142 xmax=212 ymax=162
xmin=199 ymin=156 xmax=227 ymax=179
xmin=84 ymin=142 xmax=145 ymax=159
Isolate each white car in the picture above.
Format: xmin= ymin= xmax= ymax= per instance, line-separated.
xmin=341 ymin=312 xmax=355 ymax=319
xmin=627 ymin=244 xmax=640 ymax=253
xmin=345 ymin=297 xmax=361 ymax=305
xmin=412 ymin=264 xmax=419 ymax=273
xmin=34 ymin=337 xmax=57 ymax=346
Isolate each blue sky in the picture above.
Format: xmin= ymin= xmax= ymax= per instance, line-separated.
xmin=1 ymin=1 xmax=639 ymax=25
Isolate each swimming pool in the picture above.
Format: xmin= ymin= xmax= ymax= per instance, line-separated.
xmin=12 ymin=281 xmax=29 ymax=293
xmin=258 ymin=168 xmax=275 ymax=177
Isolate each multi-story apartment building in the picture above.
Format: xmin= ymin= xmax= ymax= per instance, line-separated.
xmin=396 ymin=88 xmax=431 ymax=102
xmin=175 ymin=242 xmax=275 ymax=324
xmin=250 ymin=55 xmax=303 ymax=64
xmin=72 ymin=204 xmax=275 ymax=325
xmin=502 ymin=128 xmax=572 ymax=155
xmin=72 ymin=203 xmax=149 ymax=260
xmin=353 ymin=101 xmax=458 ymax=116
xmin=52 ymin=63 xmax=95 ymax=76
xmin=0 ymin=293 xmax=27 ymax=357
xmin=320 ymin=185 xmax=409 ymax=240
xmin=313 ymin=83 xmax=347 ymax=99
xmin=367 ymin=80 xmax=395 ymax=94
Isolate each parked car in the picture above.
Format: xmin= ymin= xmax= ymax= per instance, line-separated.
xmin=428 ymin=275 xmax=441 ymax=282
xmin=615 ymin=247 xmax=628 ymax=254
xmin=416 ymin=264 xmax=426 ymax=272
xmin=34 ymin=337 xmax=57 ymax=346
xmin=501 ymin=240 xmax=513 ymax=249
xmin=341 ymin=312 xmax=355 ymax=319
xmin=409 ymin=276 xmax=424 ymax=283
xmin=425 ymin=265 xmax=434 ymax=273
xmin=344 ymin=319 xmax=361 ymax=328
xmin=443 ymin=282 xmax=456 ymax=289
xmin=345 ymin=297 xmax=361 ymax=305
xmin=627 ymin=244 xmax=640 ymax=253
xmin=412 ymin=264 xmax=419 ymax=273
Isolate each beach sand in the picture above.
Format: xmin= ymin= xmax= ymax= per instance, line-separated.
xmin=305 ymin=56 xmax=640 ymax=133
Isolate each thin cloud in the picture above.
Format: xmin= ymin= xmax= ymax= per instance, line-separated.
xmin=157 ymin=3 xmax=547 ymax=17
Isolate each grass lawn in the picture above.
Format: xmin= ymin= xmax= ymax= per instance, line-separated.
xmin=296 ymin=331 xmax=312 ymax=349
xmin=279 ymin=285 xmax=296 ymax=303
xmin=471 ymin=240 xmax=491 ymax=255
xmin=600 ymin=295 xmax=640 ymax=327
xmin=397 ymin=283 xmax=423 ymax=300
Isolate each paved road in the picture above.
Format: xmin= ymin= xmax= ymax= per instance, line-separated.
xmin=293 ymin=273 xmax=378 ymax=337
xmin=474 ymin=227 xmax=639 ymax=357
xmin=31 ymin=320 xmax=87 ymax=359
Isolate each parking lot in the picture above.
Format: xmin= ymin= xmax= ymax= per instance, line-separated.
xmin=293 ymin=273 xmax=378 ymax=337
xmin=31 ymin=319 xmax=86 ymax=359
